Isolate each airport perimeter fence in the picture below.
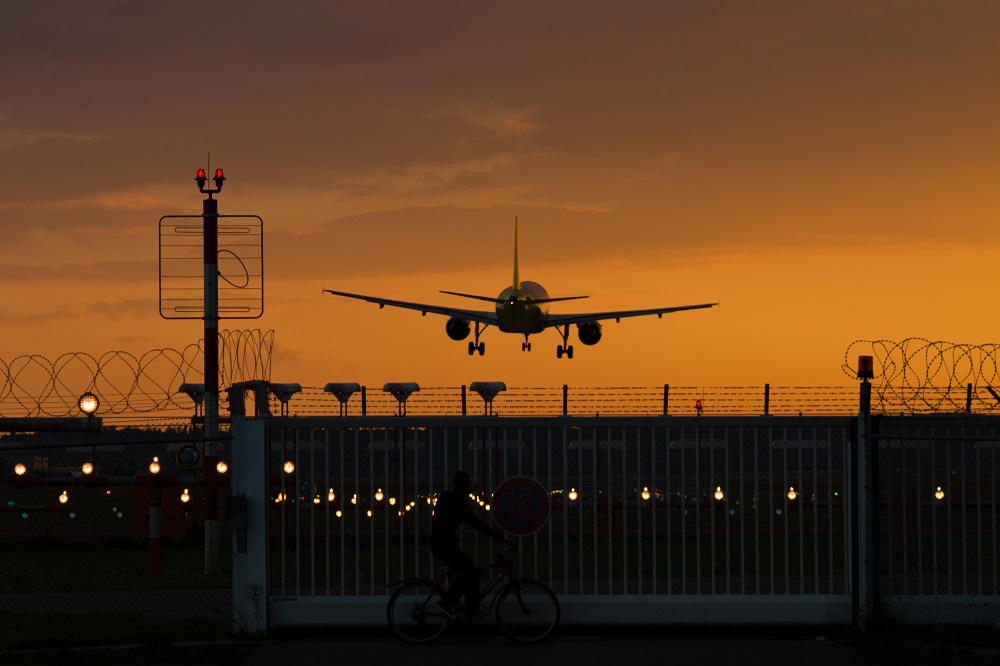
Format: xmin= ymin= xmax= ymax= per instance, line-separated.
xmin=2 ymin=384 xmax=1000 ymax=627
xmin=872 ymin=416 xmax=1000 ymax=626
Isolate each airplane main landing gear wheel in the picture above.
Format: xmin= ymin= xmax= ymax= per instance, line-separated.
xmin=556 ymin=345 xmax=574 ymax=359
xmin=468 ymin=341 xmax=485 ymax=356
xmin=522 ymin=341 xmax=532 ymax=351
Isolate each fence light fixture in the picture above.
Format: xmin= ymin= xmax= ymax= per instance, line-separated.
xmin=78 ymin=392 xmax=99 ymax=415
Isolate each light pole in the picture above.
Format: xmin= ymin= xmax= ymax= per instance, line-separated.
xmin=196 ymin=167 xmax=225 ymax=576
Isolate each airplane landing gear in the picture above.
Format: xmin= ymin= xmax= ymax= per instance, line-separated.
xmin=556 ymin=324 xmax=574 ymax=359
xmin=467 ymin=322 xmax=488 ymax=356
xmin=522 ymin=335 xmax=532 ymax=352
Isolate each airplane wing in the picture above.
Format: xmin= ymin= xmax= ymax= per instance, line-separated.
xmin=542 ymin=302 xmax=718 ymax=327
xmin=323 ymin=289 xmax=499 ymax=326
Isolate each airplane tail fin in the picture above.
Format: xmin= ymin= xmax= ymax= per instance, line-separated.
xmin=513 ymin=216 xmax=520 ymax=291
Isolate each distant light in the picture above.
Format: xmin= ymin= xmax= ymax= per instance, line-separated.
xmin=14 ymin=463 xmax=26 ymax=476
xmin=366 ymin=510 xmax=372 ymax=518
xmin=82 ymin=462 xmax=94 ymax=475
xmin=389 ymin=497 xmax=396 ymax=506
xmin=714 ymin=486 xmax=724 ymax=501
xmin=149 ymin=457 xmax=161 ymax=474
xmin=568 ymin=488 xmax=578 ymax=502
xmin=216 ymin=460 xmax=228 ymax=474
xmin=283 ymin=461 xmax=295 ymax=474
xmin=787 ymin=486 xmax=797 ymax=501
xmin=313 ymin=496 xmax=321 ymax=505
xmin=935 ymin=486 xmax=945 ymax=501
xmin=641 ymin=486 xmax=651 ymax=501
xmin=181 ymin=489 xmax=190 ymax=503
xmin=58 ymin=491 xmax=69 ymax=504
xmin=375 ymin=488 xmax=384 ymax=502
xmin=350 ymin=494 xmax=357 ymax=505
xmin=335 ymin=510 xmax=342 ymax=518
xmin=328 ymin=488 xmax=336 ymax=502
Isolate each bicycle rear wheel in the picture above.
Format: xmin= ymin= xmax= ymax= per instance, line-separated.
xmin=495 ymin=579 xmax=560 ymax=643
xmin=386 ymin=579 xmax=450 ymax=644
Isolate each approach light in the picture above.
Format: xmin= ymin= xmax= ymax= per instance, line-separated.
xmin=82 ymin=462 xmax=94 ymax=476
xmin=568 ymin=488 xmax=578 ymax=502
xmin=375 ymin=488 xmax=384 ymax=502
xmin=149 ymin=457 xmax=161 ymax=475
xmin=195 ymin=168 xmax=207 ymax=189
xmin=787 ymin=486 xmax=797 ymax=501
xmin=59 ymin=491 xmax=69 ymax=504
xmin=14 ymin=463 xmax=26 ymax=476
xmin=216 ymin=460 xmax=228 ymax=475
xmin=213 ymin=168 xmax=225 ymax=190
xmin=328 ymin=488 xmax=335 ymax=502
xmin=181 ymin=488 xmax=191 ymax=503
xmin=283 ymin=461 xmax=295 ymax=474
xmin=78 ymin=392 xmax=99 ymax=415
xmin=714 ymin=486 xmax=724 ymax=501
xmin=641 ymin=486 xmax=651 ymax=501
xmin=934 ymin=486 xmax=945 ymax=501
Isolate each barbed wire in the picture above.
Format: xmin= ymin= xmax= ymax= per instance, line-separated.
xmin=0 ymin=329 xmax=273 ymax=417
xmin=844 ymin=338 xmax=1000 ymax=413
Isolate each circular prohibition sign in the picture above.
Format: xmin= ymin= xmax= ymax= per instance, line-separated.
xmin=491 ymin=476 xmax=550 ymax=536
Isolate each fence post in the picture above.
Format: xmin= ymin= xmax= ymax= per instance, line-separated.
xmin=763 ymin=384 xmax=770 ymax=416
xmin=229 ymin=385 xmax=269 ymax=636
xmin=663 ymin=384 xmax=669 ymax=416
xmin=966 ymin=383 xmax=973 ymax=413
xmin=856 ymin=379 xmax=873 ymax=631
xmin=562 ymin=384 xmax=569 ymax=416
xmin=461 ymin=385 xmax=467 ymax=416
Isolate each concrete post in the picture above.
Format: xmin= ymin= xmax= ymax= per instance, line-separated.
xmin=229 ymin=384 xmax=270 ymax=636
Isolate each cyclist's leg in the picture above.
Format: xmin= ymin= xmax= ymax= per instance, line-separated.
xmin=434 ymin=544 xmax=478 ymax=610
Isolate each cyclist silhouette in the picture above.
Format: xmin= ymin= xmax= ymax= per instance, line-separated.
xmin=430 ymin=470 xmax=507 ymax=617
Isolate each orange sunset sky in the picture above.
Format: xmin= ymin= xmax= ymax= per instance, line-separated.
xmin=2 ymin=2 xmax=1000 ymax=393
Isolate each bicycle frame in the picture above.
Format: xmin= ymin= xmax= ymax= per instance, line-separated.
xmin=425 ymin=556 xmax=518 ymax=615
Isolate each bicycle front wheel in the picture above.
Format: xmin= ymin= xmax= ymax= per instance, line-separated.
xmin=386 ymin=579 xmax=450 ymax=644
xmin=495 ymin=579 xmax=560 ymax=643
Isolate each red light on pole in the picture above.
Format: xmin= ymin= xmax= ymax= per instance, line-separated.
xmin=695 ymin=399 xmax=703 ymax=416
xmin=195 ymin=168 xmax=207 ymax=189
xmin=213 ymin=168 xmax=225 ymax=191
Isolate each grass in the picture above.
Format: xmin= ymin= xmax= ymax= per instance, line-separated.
xmin=0 ymin=537 xmax=230 ymax=594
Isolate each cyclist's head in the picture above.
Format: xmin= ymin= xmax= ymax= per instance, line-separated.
xmin=452 ymin=470 xmax=470 ymax=491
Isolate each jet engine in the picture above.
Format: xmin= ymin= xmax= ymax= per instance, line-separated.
xmin=446 ymin=317 xmax=472 ymax=341
xmin=577 ymin=321 xmax=603 ymax=346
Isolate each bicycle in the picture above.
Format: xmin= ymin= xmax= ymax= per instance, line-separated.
xmin=386 ymin=542 xmax=560 ymax=644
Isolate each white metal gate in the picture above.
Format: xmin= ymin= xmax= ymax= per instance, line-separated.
xmin=228 ymin=386 xmax=858 ymax=633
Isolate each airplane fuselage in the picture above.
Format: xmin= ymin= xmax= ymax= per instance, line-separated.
xmin=496 ymin=281 xmax=549 ymax=334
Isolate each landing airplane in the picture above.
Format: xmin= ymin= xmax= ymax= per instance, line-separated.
xmin=323 ymin=219 xmax=717 ymax=358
